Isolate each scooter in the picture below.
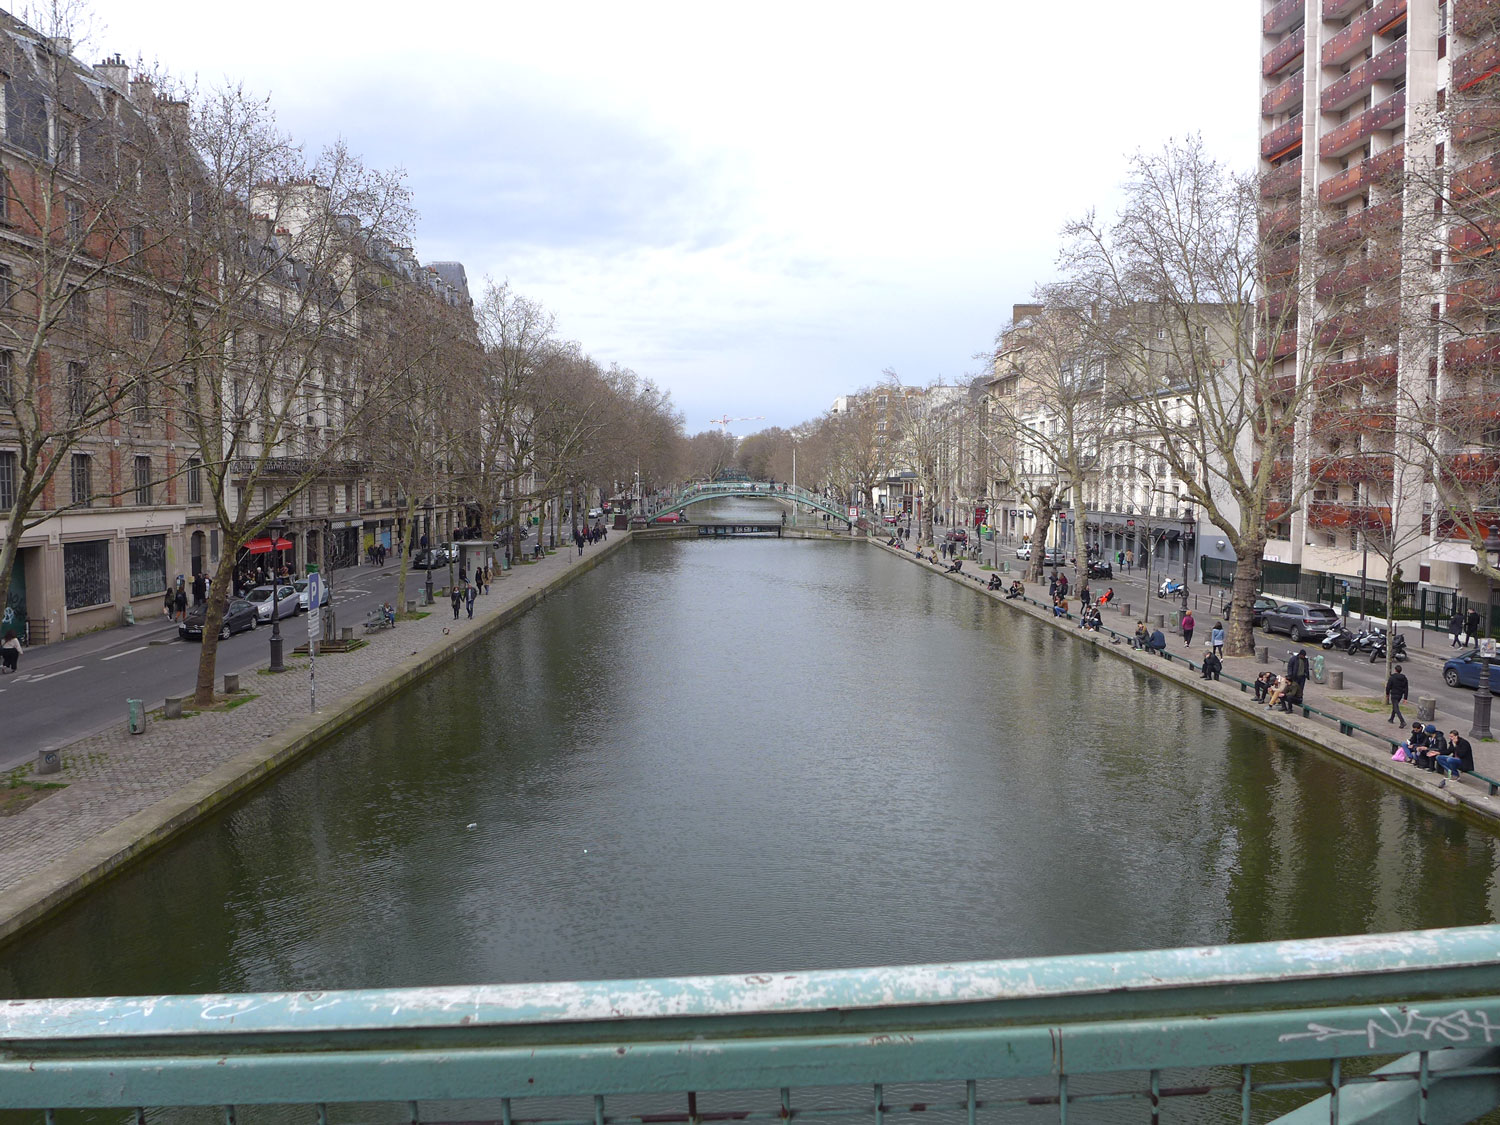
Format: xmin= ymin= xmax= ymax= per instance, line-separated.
xmin=1368 ymin=631 xmax=1409 ymax=663
xmin=1321 ymin=622 xmax=1354 ymax=650
xmin=1159 ymin=578 xmax=1188 ymax=598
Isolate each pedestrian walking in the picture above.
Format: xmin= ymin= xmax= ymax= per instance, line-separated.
xmin=1126 ymin=550 xmax=1134 ymax=571
xmin=450 ymin=585 xmax=462 ymax=619
xmin=465 ymin=581 xmax=477 ymax=619
xmin=173 ymin=579 xmax=188 ymax=623
xmin=163 ymin=586 xmax=175 ymax=619
xmin=1385 ymin=664 xmax=1410 ymax=726
xmin=1 ymin=629 xmax=22 ymax=674
xmin=192 ymin=571 xmax=207 ymax=606
xmin=1181 ymin=609 xmax=1195 ymax=649
xmin=1466 ymin=608 xmax=1482 ymax=645
xmin=1210 ymin=620 xmax=1225 ymax=657
xmin=1450 ymin=609 xmax=1464 ymax=647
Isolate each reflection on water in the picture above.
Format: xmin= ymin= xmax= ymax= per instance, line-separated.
xmin=3 ymin=534 xmax=1498 ymax=1000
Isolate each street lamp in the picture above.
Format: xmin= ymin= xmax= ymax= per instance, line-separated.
xmin=267 ymin=519 xmax=285 ymax=673
xmin=1470 ymin=532 xmax=1500 ymax=741
xmin=423 ymin=502 xmax=434 ymax=606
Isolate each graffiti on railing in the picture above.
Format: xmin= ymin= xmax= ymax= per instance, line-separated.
xmin=1279 ymin=1006 xmax=1500 ymax=1048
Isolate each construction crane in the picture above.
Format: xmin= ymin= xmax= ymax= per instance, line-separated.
xmin=708 ymin=414 xmax=764 ymax=428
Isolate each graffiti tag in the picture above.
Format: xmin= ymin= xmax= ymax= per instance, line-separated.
xmin=1279 ymin=1007 xmax=1500 ymax=1048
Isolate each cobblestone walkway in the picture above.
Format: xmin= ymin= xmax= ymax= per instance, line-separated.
xmin=0 ymin=539 xmax=626 ymax=908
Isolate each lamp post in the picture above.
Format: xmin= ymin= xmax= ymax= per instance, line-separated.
xmin=423 ymin=502 xmax=434 ymax=606
xmin=1470 ymin=533 xmax=1500 ymax=741
xmin=267 ymin=520 xmax=285 ymax=673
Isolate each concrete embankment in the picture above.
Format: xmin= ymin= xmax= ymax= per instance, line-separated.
xmin=0 ymin=533 xmax=632 ymax=947
xmin=874 ymin=540 xmax=1500 ymax=826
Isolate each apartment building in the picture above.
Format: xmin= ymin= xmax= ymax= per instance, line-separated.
xmin=1259 ymin=0 xmax=1500 ymax=616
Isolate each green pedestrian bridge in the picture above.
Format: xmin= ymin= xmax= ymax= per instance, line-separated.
xmin=6 ymin=926 xmax=1500 ymax=1122
xmin=642 ymin=482 xmax=884 ymax=530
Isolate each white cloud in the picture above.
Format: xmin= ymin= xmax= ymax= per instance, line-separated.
xmin=88 ymin=0 xmax=1257 ymax=433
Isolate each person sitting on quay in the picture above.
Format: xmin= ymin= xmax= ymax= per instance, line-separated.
xmin=1148 ymin=628 xmax=1167 ymax=655
xmin=1052 ymin=596 xmax=1069 ymax=618
xmin=1435 ymin=730 xmax=1475 ymax=787
xmin=1265 ymin=675 xmax=1290 ymax=710
xmin=947 ymin=556 xmax=964 ymax=574
xmin=1006 ymin=580 xmax=1025 ymax=599
xmin=1253 ymin=671 xmax=1276 ymax=702
xmin=1200 ymin=651 xmax=1222 ymax=681
xmin=1412 ymin=724 xmax=1445 ymax=771
xmin=987 ymin=572 xmax=1003 ymax=591
xmin=1133 ymin=621 xmax=1151 ymax=649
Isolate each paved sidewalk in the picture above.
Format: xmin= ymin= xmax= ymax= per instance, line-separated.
xmin=0 ymin=535 xmax=625 ymax=942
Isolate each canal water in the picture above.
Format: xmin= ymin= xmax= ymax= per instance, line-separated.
xmin=2 ymin=515 xmax=1498 ymax=999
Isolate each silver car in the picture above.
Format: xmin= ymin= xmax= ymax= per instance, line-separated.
xmin=246 ymin=584 xmax=300 ymax=622
xmin=293 ymin=577 xmax=332 ymax=612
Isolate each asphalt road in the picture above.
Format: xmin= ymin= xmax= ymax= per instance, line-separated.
xmin=0 ymin=541 xmax=534 ymax=773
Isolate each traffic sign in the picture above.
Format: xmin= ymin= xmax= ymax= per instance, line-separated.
xmin=307 ymin=573 xmax=323 ymax=643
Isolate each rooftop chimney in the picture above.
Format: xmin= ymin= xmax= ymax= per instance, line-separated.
xmin=96 ymin=54 xmax=129 ymax=93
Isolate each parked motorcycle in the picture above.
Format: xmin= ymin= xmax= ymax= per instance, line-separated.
xmin=1321 ymin=622 xmax=1354 ymax=650
xmin=1348 ymin=627 xmax=1382 ymax=655
xmin=1159 ymin=578 xmax=1188 ymax=598
xmin=1368 ymin=631 xmax=1409 ymax=663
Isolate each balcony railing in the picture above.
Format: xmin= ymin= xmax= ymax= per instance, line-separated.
xmin=1265 ymin=0 xmax=1305 ymax=33
xmin=1322 ymin=0 xmax=1408 ymax=67
xmin=1314 ymin=249 xmax=1400 ymax=299
xmin=1450 ymin=212 xmax=1500 ymax=257
xmin=1262 ymin=69 xmax=1304 ymax=116
xmin=1263 ymin=30 xmax=1306 ymax=76
xmin=1261 ymin=115 xmax=1304 ymax=160
xmin=1451 ymin=150 xmax=1500 ymax=201
xmin=1317 ymin=197 xmax=1402 ymax=253
xmin=1322 ymin=0 xmax=1367 ymax=17
xmin=1261 ymin=155 xmax=1304 ymax=199
xmin=1255 ymin=328 xmax=1298 ymax=360
xmin=1454 ymin=35 xmax=1500 ymax=90
xmin=1318 ymin=143 xmax=1404 ymax=205
xmin=1308 ymin=500 xmax=1393 ymax=529
xmin=1448 ymin=276 xmax=1500 ymax=317
xmin=1445 ymin=330 xmax=1500 ymax=368
xmin=1262 ymin=242 xmax=1301 ymax=277
xmin=1455 ymin=0 xmax=1500 ymax=39
xmin=1316 ymin=352 xmax=1399 ymax=387
xmin=1310 ymin=453 xmax=1395 ymax=484
xmin=1262 ymin=200 xmax=1301 ymax=237
xmin=1316 ymin=301 xmax=1399 ymax=346
xmin=1321 ymin=38 xmax=1407 ymax=112
xmin=1319 ymin=91 xmax=1405 ymax=159
xmin=9 ymin=928 xmax=1500 ymax=1122
xmin=1454 ymin=102 xmax=1500 ymax=144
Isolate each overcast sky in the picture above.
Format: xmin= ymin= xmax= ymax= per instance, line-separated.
xmin=87 ymin=1 xmax=1258 ymax=436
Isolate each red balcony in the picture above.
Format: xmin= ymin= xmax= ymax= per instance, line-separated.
xmin=1318 ymin=143 xmax=1404 ymax=205
xmin=1323 ymin=0 xmax=1407 ymax=67
xmin=1455 ymin=0 xmax=1500 ymax=39
xmin=1447 ymin=277 xmax=1500 ymax=317
xmin=1437 ymin=390 xmax=1500 ymax=429
xmin=1316 ymin=301 xmax=1398 ymax=347
xmin=1262 ymin=201 xmax=1301 ymax=238
xmin=1308 ymin=501 xmax=1394 ymax=530
xmin=1454 ymin=103 xmax=1500 ymax=145
xmin=1256 ymin=329 xmax=1299 ymax=361
xmin=1310 ymin=454 xmax=1395 ymax=485
xmin=1454 ymin=36 xmax=1500 ymax=90
xmin=1317 ymin=198 xmax=1402 ymax=253
xmin=1262 ymin=116 xmax=1305 ymax=161
xmin=1450 ymin=151 xmax=1500 ymax=201
xmin=1444 ymin=330 xmax=1500 ymax=369
xmin=1319 ymin=93 xmax=1405 ymax=160
xmin=1264 ymin=31 xmax=1306 ymax=77
xmin=1316 ymin=353 xmax=1399 ymax=387
xmin=1263 ymin=71 xmax=1305 ymax=117
xmin=1442 ymin=453 xmax=1500 ymax=485
xmin=1322 ymin=0 xmax=1367 ymax=17
xmin=1268 ymin=500 xmax=1293 ymax=522
xmin=1315 ymin=250 xmax=1400 ymax=299
xmin=1263 ymin=242 xmax=1302 ymax=278
xmin=1450 ymin=212 xmax=1500 ymax=257
xmin=1265 ymin=0 xmax=1306 ymax=33
xmin=1321 ymin=39 xmax=1407 ymax=113
xmin=1261 ymin=156 xmax=1304 ymax=200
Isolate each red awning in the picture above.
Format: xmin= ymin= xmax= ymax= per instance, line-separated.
xmin=243 ymin=536 xmax=293 ymax=555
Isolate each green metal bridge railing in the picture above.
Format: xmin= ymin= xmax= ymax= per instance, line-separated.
xmin=6 ymin=926 xmax=1500 ymax=1123
xmin=651 ymin=483 xmax=881 ymax=530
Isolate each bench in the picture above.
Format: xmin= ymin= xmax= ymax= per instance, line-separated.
xmin=363 ymin=609 xmax=395 ymax=633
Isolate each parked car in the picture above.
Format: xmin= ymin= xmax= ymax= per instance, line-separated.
xmin=293 ymin=577 xmax=332 ymax=612
xmin=1251 ymin=595 xmax=1280 ymax=627
xmin=413 ymin=548 xmax=452 ymax=570
xmin=1015 ymin=544 xmax=1032 ymax=560
xmin=1261 ymin=600 xmax=1338 ymax=641
xmin=179 ymin=597 xmax=258 ymax=641
xmin=1087 ymin=561 xmax=1113 ymax=579
xmin=1442 ymin=649 xmax=1500 ymax=694
xmin=883 ymin=513 xmax=900 ymax=525
xmin=653 ymin=511 xmax=686 ymax=523
xmin=588 ymin=507 xmax=603 ymax=520
xmin=245 ymin=584 xmax=300 ymax=622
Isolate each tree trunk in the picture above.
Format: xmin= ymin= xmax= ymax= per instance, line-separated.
xmin=192 ymin=548 xmax=241 ymax=706
xmin=1027 ymin=511 xmax=1054 ymax=584
xmin=394 ymin=492 xmax=419 ymax=611
xmin=1226 ymin=554 xmax=1264 ymax=659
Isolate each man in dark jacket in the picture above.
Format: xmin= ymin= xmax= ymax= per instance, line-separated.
xmin=1466 ymin=608 xmax=1482 ymax=644
xmin=1436 ymin=730 xmax=1475 ymax=787
xmin=1283 ymin=649 xmax=1311 ymax=711
xmin=1384 ymin=664 xmax=1409 ymax=725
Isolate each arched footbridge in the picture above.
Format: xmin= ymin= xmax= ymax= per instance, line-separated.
xmin=643 ymin=482 xmax=883 ymax=530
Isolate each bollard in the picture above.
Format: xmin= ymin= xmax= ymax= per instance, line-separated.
xmin=223 ymin=673 xmax=240 ymax=694
xmin=1329 ymin=669 xmax=1344 ymax=691
xmin=341 ymin=626 xmax=354 ymax=642
xmin=1256 ymin=646 xmax=1269 ymax=664
xmin=163 ymin=696 xmax=184 ymax=720
xmin=1119 ymin=603 xmax=1131 ymax=617
xmin=1154 ymin=613 xmax=1165 ymax=628
xmin=35 ymin=747 xmax=60 ymax=775
xmin=406 ymin=599 xmax=417 ymax=614
xmin=1418 ymin=696 xmax=1437 ymax=723
xmin=127 ymin=699 xmax=146 ymax=734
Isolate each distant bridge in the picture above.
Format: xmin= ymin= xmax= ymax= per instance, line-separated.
xmin=642 ymin=482 xmax=882 ymax=530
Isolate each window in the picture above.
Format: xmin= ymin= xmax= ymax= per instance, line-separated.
xmin=132 ymin=379 xmax=149 ymax=424
xmin=130 ymin=224 xmax=144 ymax=256
xmin=187 ymin=458 xmax=202 ymax=504
xmin=65 ymin=197 xmax=83 ymax=241
xmin=56 ymin=119 xmax=76 ymax=170
xmin=67 ymin=286 xmax=86 ymax=324
xmin=63 ymin=539 xmax=110 ymax=609
xmin=70 ymin=453 xmax=92 ymax=507
xmin=130 ymin=301 xmax=148 ymax=340
xmin=0 ymin=450 xmax=14 ymax=510
xmin=127 ymin=534 xmax=166 ymax=597
xmin=0 ymin=262 xmax=11 ymax=310
xmin=133 ymin=455 xmax=151 ymax=506
xmin=0 ymin=350 xmax=10 ymax=407
xmin=0 ymin=172 xmax=9 ymax=223
xmin=67 ymin=361 xmax=88 ymax=417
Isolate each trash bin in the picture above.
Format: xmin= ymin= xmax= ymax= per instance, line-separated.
xmin=1312 ymin=654 xmax=1326 ymax=684
xmin=121 ymin=604 xmax=135 ymax=626
xmin=127 ymin=699 xmax=146 ymax=735
xmin=500 ymin=554 xmax=511 ymax=571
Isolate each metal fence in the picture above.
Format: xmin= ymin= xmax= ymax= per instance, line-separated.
xmin=6 ymin=927 xmax=1500 ymax=1123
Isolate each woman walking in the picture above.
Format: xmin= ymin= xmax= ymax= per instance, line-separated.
xmin=1181 ymin=609 xmax=1195 ymax=649
xmin=1 ymin=629 xmax=22 ymax=674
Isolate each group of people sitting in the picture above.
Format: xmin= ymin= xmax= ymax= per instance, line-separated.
xmin=1077 ymin=603 xmax=1103 ymax=631
xmin=1132 ymin=621 xmax=1168 ymax=655
xmin=1393 ymin=723 xmax=1474 ymax=785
